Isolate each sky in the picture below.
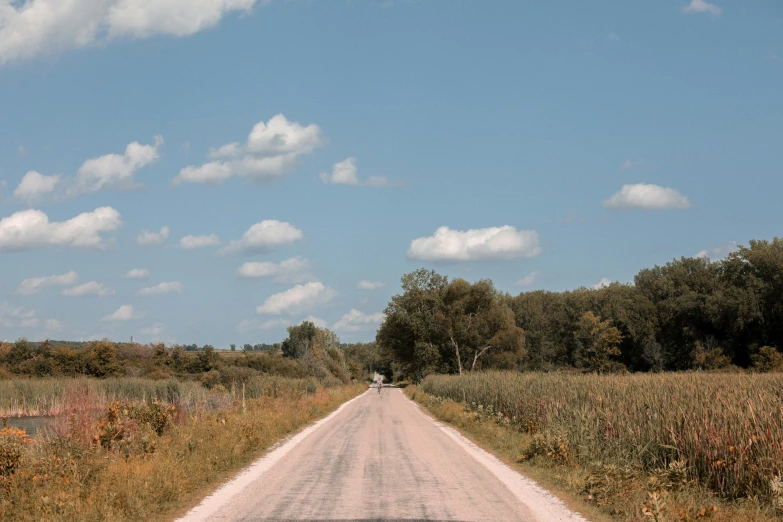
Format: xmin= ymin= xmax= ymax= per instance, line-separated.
xmin=0 ymin=0 xmax=781 ymax=347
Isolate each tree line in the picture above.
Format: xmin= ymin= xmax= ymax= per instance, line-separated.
xmin=376 ymin=237 xmax=783 ymax=379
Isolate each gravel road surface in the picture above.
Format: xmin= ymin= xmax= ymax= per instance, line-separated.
xmin=178 ymin=386 xmax=586 ymax=522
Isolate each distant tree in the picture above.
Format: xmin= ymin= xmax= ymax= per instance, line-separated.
xmin=574 ymin=312 xmax=623 ymax=373
xmin=752 ymin=346 xmax=783 ymax=372
xmin=282 ymin=322 xmax=318 ymax=359
xmin=230 ymin=344 xmax=236 ymax=352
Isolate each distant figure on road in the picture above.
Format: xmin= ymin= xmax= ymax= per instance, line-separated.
xmin=376 ymin=375 xmax=383 ymax=394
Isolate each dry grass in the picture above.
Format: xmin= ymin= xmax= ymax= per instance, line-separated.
xmin=411 ymin=371 xmax=783 ymax=521
xmin=0 ymin=379 xmax=365 ymax=521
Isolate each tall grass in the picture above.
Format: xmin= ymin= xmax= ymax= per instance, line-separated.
xmin=420 ymin=371 xmax=783 ymax=501
xmin=0 ymin=376 xmax=345 ymax=417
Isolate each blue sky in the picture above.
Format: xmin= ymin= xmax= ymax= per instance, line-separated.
xmin=0 ymin=0 xmax=780 ymax=347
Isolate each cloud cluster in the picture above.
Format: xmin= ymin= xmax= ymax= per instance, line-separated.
xmin=0 ymin=207 xmax=122 ymax=251
xmin=69 ymin=136 xmax=163 ymax=196
xmin=407 ymin=226 xmax=542 ymax=262
xmin=14 ymin=171 xmax=60 ymax=201
xmin=180 ymin=234 xmax=220 ymax=249
xmin=123 ymin=268 xmax=150 ymax=279
xmin=592 ymin=278 xmax=612 ymax=290
xmin=333 ymin=309 xmax=384 ymax=332
xmin=62 ymin=281 xmax=115 ymax=297
xmin=695 ymin=241 xmax=738 ymax=261
xmin=17 ymin=270 xmax=78 ymax=295
xmin=514 ymin=271 xmax=541 ymax=287
xmin=174 ymin=114 xmax=323 ymax=186
xmin=256 ymin=282 xmax=336 ymax=316
xmin=102 ymin=304 xmax=139 ymax=322
xmin=319 ymin=157 xmax=390 ymax=187
xmin=0 ymin=304 xmax=39 ymax=329
xmin=237 ymin=257 xmax=311 ymax=284
xmin=0 ymin=0 xmax=263 ymax=65
xmin=603 ymin=184 xmax=692 ymax=210
xmin=137 ymin=281 xmax=183 ymax=296
xmin=220 ymin=220 xmax=303 ymax=255
xmin=357 ymin=280 xmax=385 ymax=290
xmin=137 ymin=226 xmax=169 ymax=245
xmin=682 ymin=0 xmax=722 ymax=16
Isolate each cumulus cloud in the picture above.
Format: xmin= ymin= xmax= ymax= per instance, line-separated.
xmin=357 ymin=280 xmax=385 ymax=290
xmin=407 ymin=226 xmax=542 ymax=262
xmin=174 ymin=114 xmax=323 ymax=186
xmin=0 ymin=207 xmax=122 ymax=251
xmin=682 ymin=0 xmax=722 ymax=16
xmin=14 ymin=171 xmax=60 ymax=201
xmin=220 ymin=220 xmax=303 ymax=255
xmin=695 ymin=241 xmax=738 ymax=261
xmin=592 ymin=278 xmax=612 ymax=290
xmin=256 ymin=282 xmax=336 ymax=316
xmin=319 ymin=157 xmax=392 ymax=186
xmin=514 ymin=271 xmax=541 ymax=287
xmin=137 ymin=281 xmax=183 ymax=296
xmin=17 ymin=270 xmax=78 ymax=295
xmin=333 ymin=309 xmax=384 ymax=332
xmin=62 ymin=281 xmax=115 ymax=297
xmin=137 ymin=226 xmax=169 ymax=245
xmin=303 ymin=315 xmax=328 ymax=328
xmin=0 ymin=0 xmax=264 ymax=66
xmin=66 ymin=136 xmax=163 ymax=196
xmin=180 ymin=234 xmax=220 ymax=249
xmin=102 ymin=304 xmax=139 ymax=322
xmin=237 ymin=257 xmax=312 ymax=284
xmin=123 ymin=268 xmax=150 ymax=279
xmin=603 ymin=184 xmax=692 ymax=210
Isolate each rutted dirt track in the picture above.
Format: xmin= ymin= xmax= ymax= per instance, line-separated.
xmin=178 ymin=387 xmax=586 ymax=522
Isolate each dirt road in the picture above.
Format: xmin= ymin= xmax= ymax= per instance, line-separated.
xmin=179 ymin=386 xmax=586 ymax=522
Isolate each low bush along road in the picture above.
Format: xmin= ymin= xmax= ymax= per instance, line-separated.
xmin=179 ymin=385 xmax=584 ymax=522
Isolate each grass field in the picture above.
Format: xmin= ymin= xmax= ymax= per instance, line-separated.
xmin=0 ymin=377 xmax=365 ymax=521
xmin=414 ymin=371 xmax=783 ymax=520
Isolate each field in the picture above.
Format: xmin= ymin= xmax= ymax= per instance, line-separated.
xmin=413 ymin=371 xmax=783 ymax=521
xmin=0 ymin=376 xmax=365 ymax=521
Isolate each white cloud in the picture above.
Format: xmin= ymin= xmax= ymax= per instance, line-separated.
xmin=334 ymin=309 xmax=384 ymax=332
xmin=220 ymin=220 xmax=303 ymax=255
xmin=620 ymin=160 xmax=633 ymax=170
xmin=174 ymin=114 xmax=323 ymax=186
xmin=62 ymin=281 xmax=115 ymax=297
xmin=0 ymin=0 xmax=263 ymax=66
xmin=123 ymin=268 xmax=150 ymax=279
xmin=102 ymin=304 xmax=139 ymax=322
xmin=357 ymin=280 xmax=385 ymax=290
xmin=14 ymin=171 xmax=60 ymax=201
xmin=407 ymin=226 xmax=542 ymax=262
xmin=682 ymin=0 xmax=722 ymax=16
xmin=17 ymin=270 xmax=78 ymax=295
xmin=603 ymin=184 xmax=692 ymax=210
xmin=319 ymin=157 xmax=392 ymax=186
xmin=137 ymin=226 xmax=169 ymax=245
xmin=695 ymin=241 xmax=738 ymax=261
xmin=592 ymin=278 xmax=612 ymax=290
xmin=0 ymin=207 xmax=122 ymax=251
xmin=0 ymin=304 xmax=39 ymax=329
xmin=303 ymin=315 xmax=328 ymax=328
xmin=141 ymin=323 xmax=164 ymax=337
xmin=514 ymin=271 xmax=541 ymax=287
xmin=180 ymin=234 xmax=220 ymax=249
xmin=256 ymin=282 xmax=337 ymax=316
xmin=237 ymin=257 xmax=312 ymax=284
xmin=137 ymin=281 xmax=183 ymax=296
xmin=45 ymin=318 xmax=64 ymax=331
xmin=66 ymin=136 xmax=163 ymax=196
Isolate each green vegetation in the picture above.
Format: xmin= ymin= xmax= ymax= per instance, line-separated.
xmin=377 ymin=237 xmax=783 ymax=378
xmin=409 ymin=372 xmax=782 ymax=521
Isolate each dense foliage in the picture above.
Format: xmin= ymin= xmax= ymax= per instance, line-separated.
xmin=378 ymin=237 xmax=783 ymax=379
